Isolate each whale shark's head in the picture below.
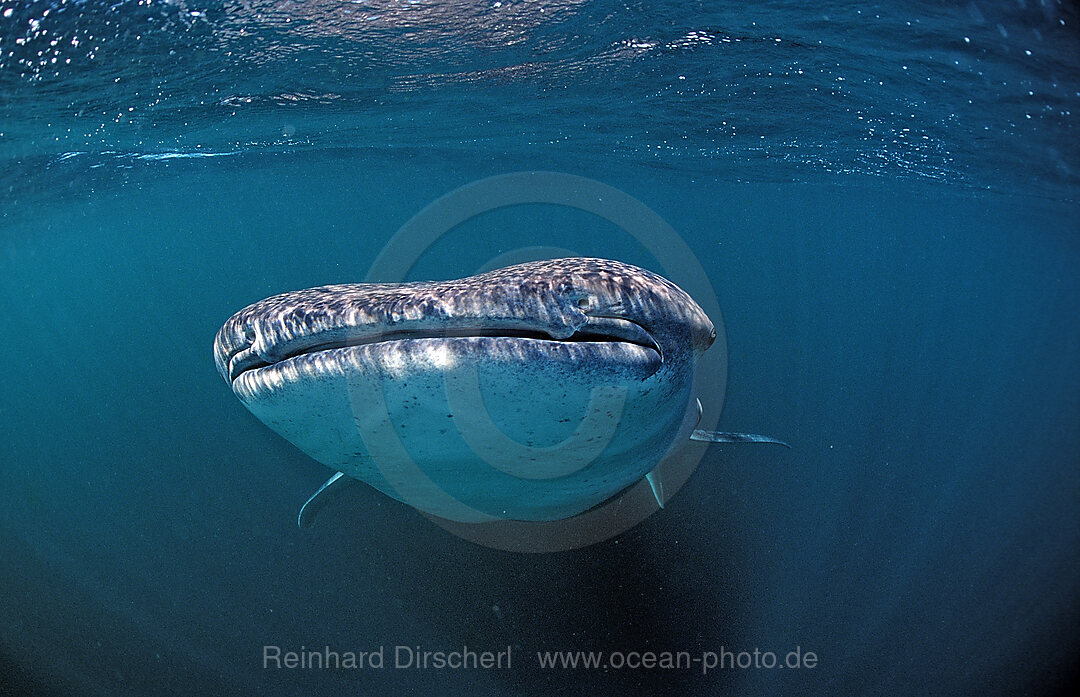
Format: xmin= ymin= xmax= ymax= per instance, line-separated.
xmin=214 ymin=257 xmax=715 ymax=394
xmin=213 ymin=257 xmax=717 ymax=522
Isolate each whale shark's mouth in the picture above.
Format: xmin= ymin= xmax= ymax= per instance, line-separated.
xmin=226 ymin=316 xmax=661 ymax=383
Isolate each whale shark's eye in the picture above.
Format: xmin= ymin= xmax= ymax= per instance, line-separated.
xmin=243 ymin=324 xmax=256 ymax=343
xmin=576 ymin=296 xmax=592 ymax=310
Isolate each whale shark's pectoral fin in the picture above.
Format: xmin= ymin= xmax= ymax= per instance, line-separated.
xmin=644 ymin=470 xmax=664 ymax=508
xmin=298 ymin=472 xmax=358 ymax=529
xmin=691 ymin=430 xmax=791 ymax=448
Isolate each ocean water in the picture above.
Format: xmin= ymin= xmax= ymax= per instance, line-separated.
xmin=2 ymin=1 xmax=1079 ymax=695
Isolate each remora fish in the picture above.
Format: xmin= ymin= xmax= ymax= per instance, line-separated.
xmin=213 ymin=257 xmax=787 ymax=527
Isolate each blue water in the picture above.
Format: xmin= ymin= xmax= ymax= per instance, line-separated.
xmin=2 ymin=1 xmax=1079 ymax=695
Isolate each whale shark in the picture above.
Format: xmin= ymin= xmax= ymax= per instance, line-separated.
xmin=213 ymin=257 xmax=787 ymax=528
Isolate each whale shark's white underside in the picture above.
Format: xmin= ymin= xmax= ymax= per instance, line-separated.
xmin=213 ymin=257 xmax=786 ymax=527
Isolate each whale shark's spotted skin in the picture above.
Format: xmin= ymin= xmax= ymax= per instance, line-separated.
xmin=214 ymin=257 xmax=714 ymax=386
xmin=213 ymin=257 xmax=785 ymax=526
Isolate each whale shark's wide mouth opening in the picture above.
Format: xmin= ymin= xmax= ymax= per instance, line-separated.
xmin=227 ymin=317 xmax=661 ymax=383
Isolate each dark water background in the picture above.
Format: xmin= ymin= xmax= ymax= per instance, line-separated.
xmin=2 ymin=1 xmax=1079 ymax=695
